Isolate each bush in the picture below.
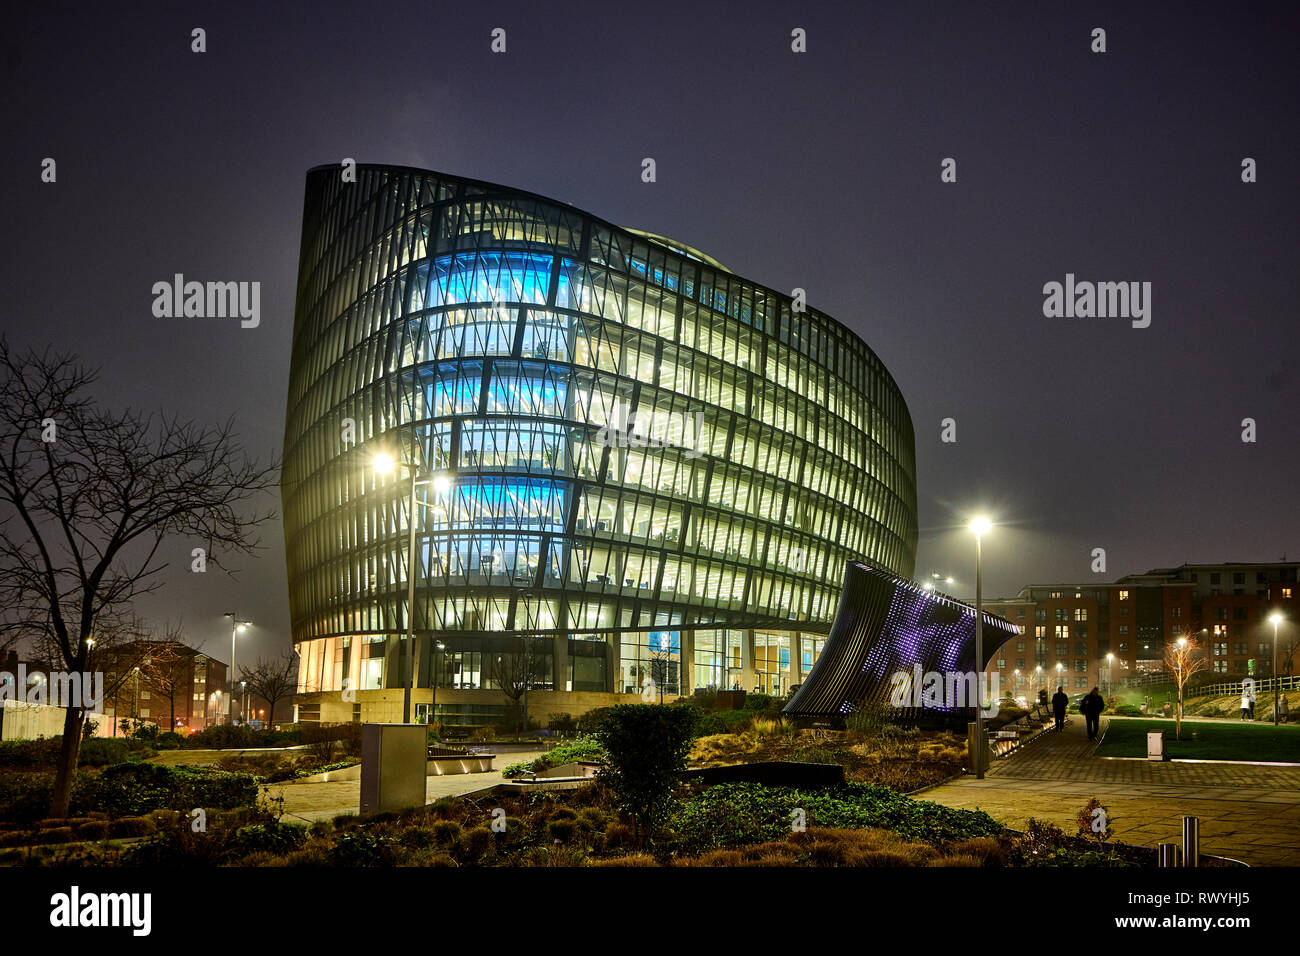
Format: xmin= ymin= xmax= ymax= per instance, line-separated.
xmin=93 ymin=763 xmax=258 ymax=817
xmin=331 ymin=830 xmax=399 ymax=867
xmin=461 ymin=827 xmax=493 ymax=862
xmin=236 ymin=821 xmax=307 ymax=855
xmin=590 ymin=704 xmax=699 ymax=845
xmin=1114 ymin=704 xmax=1143 ymax=718
xmin=108 ymin=816 xmax=157 ymax=838
xmin=673 ymin=782 xmax=1005 ymax=854
xmin=154 ymin=732 xmax=184 ymax=750
xmin=74 ymin=820 xmax=110 ymax=840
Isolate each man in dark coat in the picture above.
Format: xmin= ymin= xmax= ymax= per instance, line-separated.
xmin=1081 ymin=686 xmax=1105 ymax=741
xmin=1051 ymin=686 xmax=1068 ymax=731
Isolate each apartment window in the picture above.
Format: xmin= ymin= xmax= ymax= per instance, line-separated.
xmin=1119 ymin=625 xmax=1128 ymax=635
xmin=1016 ymin=608 xmax=1026 ymax=619
xmin=1118 ymin=590 xmax=1129 ymax=601
xmin=1257 ymin=572 xmax=1268 ymax=583
xmin=1035 ymin=609 xmax=1047 ymax=624
xmin=1210 ymin=573 xmax=1221 ymax=585
xmin=1171 ymin=606 xmax=1182 ymax=619
xmin=1233 ymin=572 xmax=1245 ymax=585
xmin=1055 ymin=608 xmax=1069 ymax=622
xmin=1016 ymin=641 xmax=1026 ymax=652
xmin=1077 ymin=625 xmax=1088 ymax=639
xmin=1214 ymin=661 xmax=1228 ymax=674
xmin=1075 ymin=641 xmax=1089 ymax=655
xmin=1055 ymin=625 xmax=1069 ymax=639
xmin=1120 ymin=607 xmax=1129 ymax=618
xmin=1074 ymin=660 xmax=1087 ymax=673
xmin=1234 ymin=607 xmax=1248 ymax=620
xmin=1216 ymin=607 xmax=1229 ymax=621
xmin=1055 ymin=642 xmax=1068 ymax=657
xmin=1233 ymin=642 xmax=1248 ymax=656
xmin=1171 ymin=625 xmax=1182 ymax=637
xmin=1213 ymin=643 xmax=1227 ymax=656
xmin=1119 ymin=643 xmax=1129 ymax=653
xmin=1283 ymin=588 xmax=1293 ymax=599
xmin=1051 ymin=591 xmax=1062 ymax=599
xmin=1016 ymin=658 xmax=1026 ymax=669
xmin=1073 ymin=608 xmax=1087 ymax=621
xmin=1074 ymin=677 xmax=1088 ymax=689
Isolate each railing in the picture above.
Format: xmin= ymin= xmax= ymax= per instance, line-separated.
xmin=1186 ymin=675 xmax=1300 ymax=699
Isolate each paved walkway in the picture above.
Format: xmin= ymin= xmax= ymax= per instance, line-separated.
xmin=921 ymin=717 xmax=1300 ymax=866
xmin=264 ymin=750 xmax=545 ymax=823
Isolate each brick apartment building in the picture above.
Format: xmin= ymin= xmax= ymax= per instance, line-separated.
xmin=980 ymin=561 xmax=1299 ymax=698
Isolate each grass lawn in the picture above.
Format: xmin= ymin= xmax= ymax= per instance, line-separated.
xmin=1097 ymin=718 xmax=1300 ymax=761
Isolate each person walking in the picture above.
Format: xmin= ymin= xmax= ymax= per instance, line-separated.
xmin=1051 ymin=685 xmax=1068 ymax=732
xmin=1082 ymin=686 xmax=1105 ymax=741
xmin=1241 ymin=688 xmax=1252 ymax=720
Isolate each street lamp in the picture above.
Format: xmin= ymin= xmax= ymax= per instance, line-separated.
xmin=1106 ymin=653 xmax=1115 ymax=696
xmin=375 ymin=449 xmax=454 ymax=724
xmin=240 ymin=680 xmax=247 ymax=723
xmin=1269 ymin=612 xmax=1284 ymax=725
xmin=969 ymin=516 xmax=991 ymax=779
xmin=224 ymin=614 xmax=250 ymax=725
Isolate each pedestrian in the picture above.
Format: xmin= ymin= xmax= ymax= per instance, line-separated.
xmin=1241 ymin=689 xmax=1251 ymax=720
xmin=1051 ymin=685 xmax=1068 ymax=732
xmin=1248 ymin=688 xmax=1256 ymax=720
xmin=1081 ymin=686 xmax=1105 ymax=741
xmin=1280 ymin=695 xmax=1290 ymax=722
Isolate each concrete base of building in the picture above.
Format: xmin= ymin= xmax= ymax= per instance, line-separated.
xmin=294 ymin=686 xmax=685 ymax=728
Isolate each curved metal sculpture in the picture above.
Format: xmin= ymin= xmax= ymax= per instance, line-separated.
xmin=783 ymin=561 xmax=1019 ymax=720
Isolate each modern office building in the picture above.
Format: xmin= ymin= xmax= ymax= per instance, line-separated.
xmin=980 ymin=561 xmax=1300 ymax=698
xmin=282 ymin=164 xmax=918 ymax=727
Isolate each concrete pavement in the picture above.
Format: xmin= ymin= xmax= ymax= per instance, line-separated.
xmin=921 ymin=717 xmax=1300 ymax=866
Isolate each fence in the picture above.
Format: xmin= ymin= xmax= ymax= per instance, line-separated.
xmin=1186 ymin=674 xmax=1300 ymax=699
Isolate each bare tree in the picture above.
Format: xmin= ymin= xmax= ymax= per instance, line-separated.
xmin=0 ymin=341 xmax=277 ymax=816
xmin=141 ymin=621 xmax=191 ymax=732
xmin=240 ymin=652 xmax=297 ymax=726
xmin=489 ymin=635 xmax=540 ymax=737
xmin=1165 ymin=635 xmax=1209 ymax=740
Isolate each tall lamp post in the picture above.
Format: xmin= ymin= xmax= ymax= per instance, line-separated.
xmin=375 ymin=450 xmax=452 ymax=725
xmin=969 ymin=517 xmax=991 ymax=779
xmin=223 ymin=614 xmax=249 ymax=725
xmin=1269 ymin=613 xmax=1284 ymax=725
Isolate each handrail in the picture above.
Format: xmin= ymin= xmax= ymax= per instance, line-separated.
xmin=1186 ymin=675 xmax=1300 ymax=699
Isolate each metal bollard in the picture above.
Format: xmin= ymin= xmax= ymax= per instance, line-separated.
xmin=1182 ymin=816 xmax=1200 ymax=868
xmin=1157 ymin=843 xmax=1182 ymax=867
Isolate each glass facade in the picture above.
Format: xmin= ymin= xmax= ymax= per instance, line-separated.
xmin=283 ymin=165 xmax=918 ymax=701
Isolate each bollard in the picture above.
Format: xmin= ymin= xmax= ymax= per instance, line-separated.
xmin=1182 ymin=816 xmax=1200 ymax=868
xmin=1157 ymin=843 xmax=1182 ymax=867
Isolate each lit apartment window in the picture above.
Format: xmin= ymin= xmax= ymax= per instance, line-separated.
xmin=1051 ymin=591 xmax=1062 ymax=599
xmin=1073 ymin=608 xmax=1087 ymax=621
xmin=1283 ymin=588 xmax=1293 ymax=599
xmin=1055 ymin=625 xmax=1069 ymax=639
xmin=1119 ymin=590 xmax=1129 ymax=601
xmin=1035 ymin=626 xmax=1046 ymax=638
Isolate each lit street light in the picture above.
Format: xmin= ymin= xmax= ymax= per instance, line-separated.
xmin=224 ymin=614 xmax=250 ymax=725
xmin=375 ymin=449 xmax=454 ymax=724
xmin=969 ymin=516 xmax=991 ymax=779
xmin=1269 ymin=612 xmax=1285 ymax=726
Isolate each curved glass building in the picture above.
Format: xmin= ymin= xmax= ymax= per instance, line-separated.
xmin=283 ymin=164 xmax=917 ymax=726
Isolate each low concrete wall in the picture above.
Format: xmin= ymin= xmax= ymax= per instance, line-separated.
xmin=292 ymin=753 xmax=495 ymax=784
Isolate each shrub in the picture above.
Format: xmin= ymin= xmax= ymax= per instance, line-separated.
xmin=673 ymin=782 xmax=1004 ymax=854
xmin=548 ymin=713 xmax=578 ymax=734
xmin=108 ymin=816 xmax=157 ymax=838
xmin=73 ymin=820 xmax=110 ymax=840
xmin=236 ymin=821 xmax=307 ymax=855
xmin=93 ymin=763 xmax=258 ymax=817
xmin=331 ymin=830 xmax=399 ymax=867
xmin=154 ymin=731 xmax=184 ymax=750
xmin=431 ymin=820 xmax=462 ymax=847
xmin=590 ymin=704 xmax=699 ymax=846
xmin=461 ymin=827 xmax=493 ymax=862
xmin=547 ymin=819 xmax=577 ymax=844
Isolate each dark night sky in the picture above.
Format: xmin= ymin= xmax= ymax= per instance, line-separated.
xmin=5 ymin=1 xmax=1298 ymax=665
